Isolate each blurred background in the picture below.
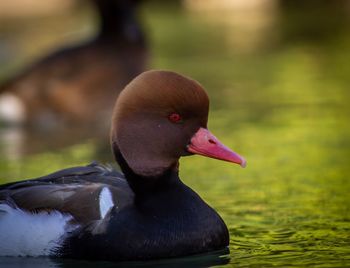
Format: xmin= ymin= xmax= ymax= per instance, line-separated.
xmin=0 ymin=0 xmax=349 ymax=266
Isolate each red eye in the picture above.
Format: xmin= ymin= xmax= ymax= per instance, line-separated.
xmin=168 ymin=113 xmax=182 ymax=123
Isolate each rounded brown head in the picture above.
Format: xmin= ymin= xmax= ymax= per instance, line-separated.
xmin=111 ymin=70 xmax=245 ymax=177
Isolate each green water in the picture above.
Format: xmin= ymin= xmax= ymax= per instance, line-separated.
xmin=0 ymin=1 xmax=350 ymax=267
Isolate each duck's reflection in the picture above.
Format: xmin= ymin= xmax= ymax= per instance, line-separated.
xmin=0 ymin=248 xmax=229 ymax=268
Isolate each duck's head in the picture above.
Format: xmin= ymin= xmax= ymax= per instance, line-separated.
xmin=111 ymin=70 xmax=246 ymax=178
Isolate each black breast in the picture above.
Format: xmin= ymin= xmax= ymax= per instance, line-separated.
xmin=60 ymin=181 xmax=229 ymax=261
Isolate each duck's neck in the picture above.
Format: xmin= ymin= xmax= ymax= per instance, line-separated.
xmin=93 ymin=0 xmax=145 ymax=45
xmin=114 ymin=149 xmax=181 ymax=199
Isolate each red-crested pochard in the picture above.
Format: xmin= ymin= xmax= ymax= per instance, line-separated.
xmin=0 ymin=0 xmax=147 ymax=127
xmin=0 ymin=70 xmax=246 ymax=261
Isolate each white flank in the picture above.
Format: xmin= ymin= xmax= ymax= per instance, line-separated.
xmin=99 ymin=187 xmax=114 ymax=219
xmin=0 ymin=93 xmax=26 ymax=124
xmin=0 ymin=204 xmax=76 ymax=257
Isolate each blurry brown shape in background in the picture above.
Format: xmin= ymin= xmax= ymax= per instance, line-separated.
xmin=183 ymin=0 xmax=279 ymax=54
xmin=0 ymin=0 xmax=148 ymax=129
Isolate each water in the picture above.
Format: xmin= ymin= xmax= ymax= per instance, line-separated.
xmin=0 ymin=1 xmax=350 ymax=267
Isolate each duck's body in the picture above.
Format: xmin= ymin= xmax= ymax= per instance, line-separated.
xmin=0 ymin=162 xmax=227 ymax=261
xmin=0 ymin=0 xmax=147 ymax=127
xmin=0 ymin=70 xmax=245 ymax=261
xmin=65 ymin=165 xmax=228 ymax=261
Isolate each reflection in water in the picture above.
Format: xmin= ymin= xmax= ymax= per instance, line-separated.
xmin=0 ymin=126 xmax=24 ymax=161
xmin=0 ymin=249 xmax=230 ymax=268
xmin=0 ymin=1 xmax=350 ymax=267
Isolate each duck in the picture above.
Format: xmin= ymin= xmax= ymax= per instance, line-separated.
xmin=0 ymin=0 xmax=147 ymax=128
xmin=0 ymin=70 xmax=246 ymax=261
